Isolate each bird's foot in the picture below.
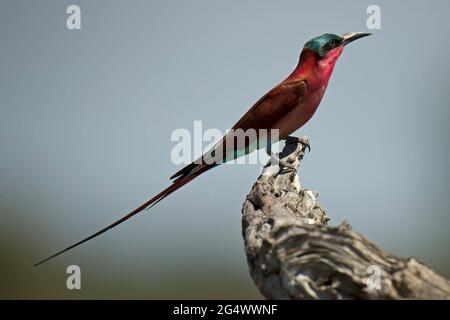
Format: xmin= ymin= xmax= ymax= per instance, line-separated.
xmin=286 ymin=135 xmax=311 ymax=152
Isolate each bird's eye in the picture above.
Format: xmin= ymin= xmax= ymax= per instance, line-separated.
xmin=328 ymin=39 xmax=339 ymax=46
xmin=319 ymin=38 xmax=341 ymax=58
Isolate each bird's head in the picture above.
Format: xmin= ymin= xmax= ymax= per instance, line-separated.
xmin=303 ymin=32 xmax=372 ymax=59
xmin=291 ymin=32 xmax=371 ymax=80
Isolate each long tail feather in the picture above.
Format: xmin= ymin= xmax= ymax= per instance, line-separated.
xmin=34 ymin=166 xmax=211 ymax=267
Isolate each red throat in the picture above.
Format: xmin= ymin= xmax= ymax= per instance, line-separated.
xmin=286 ymin=47 xmax=344 ymax=84
xmin=318 ymin=47 xmax=344 ymax=78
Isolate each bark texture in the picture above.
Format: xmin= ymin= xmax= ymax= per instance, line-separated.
xmin=242 ymin=136 xmax=450 ymax=299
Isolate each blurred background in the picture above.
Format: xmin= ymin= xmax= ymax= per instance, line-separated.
xmin=1 ymin=0 xmax=449 ymax=299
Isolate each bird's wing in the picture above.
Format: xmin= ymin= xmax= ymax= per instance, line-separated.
xmin=232 ymin=79 xmax=307 ymax=131
xmin=170 ymin=79 xmax=307 ymax=180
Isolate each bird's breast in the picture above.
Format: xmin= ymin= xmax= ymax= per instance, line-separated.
xmin=275 ymin=84 xmax=327 ymax=138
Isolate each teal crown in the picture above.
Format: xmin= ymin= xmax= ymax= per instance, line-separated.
xmin=304 ymin=33 xmax=341 ymax=54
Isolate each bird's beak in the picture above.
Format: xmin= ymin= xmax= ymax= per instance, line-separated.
xmin=340 ymin=32 xmax=372 ymax=46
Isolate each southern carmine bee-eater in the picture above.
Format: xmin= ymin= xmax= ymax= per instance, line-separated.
xmin=35 ymin=32 xmax=371 ymax=266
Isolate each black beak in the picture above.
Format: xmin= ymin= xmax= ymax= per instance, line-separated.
xmin=340 ymin=32 xmax=372 ymax=46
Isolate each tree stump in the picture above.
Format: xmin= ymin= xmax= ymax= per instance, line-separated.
xmin=242 ymin=136 xmax=450 ymax=299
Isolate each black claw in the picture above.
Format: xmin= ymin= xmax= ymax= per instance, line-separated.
xmin=304 ymin=142 xmax=311 ymax=153
xmin=285 ymin=136 xmax=311 ymax=152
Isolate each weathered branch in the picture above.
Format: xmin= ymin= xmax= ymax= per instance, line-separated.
xmin=242 ymin=136 xmax=450 ymax=299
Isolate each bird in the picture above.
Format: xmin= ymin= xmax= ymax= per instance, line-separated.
xmin=34 ymin=32 xmax=371 ymax=266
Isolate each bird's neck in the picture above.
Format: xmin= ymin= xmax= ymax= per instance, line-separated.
xmin=286 ymin=48 xmax=343 ymax=89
